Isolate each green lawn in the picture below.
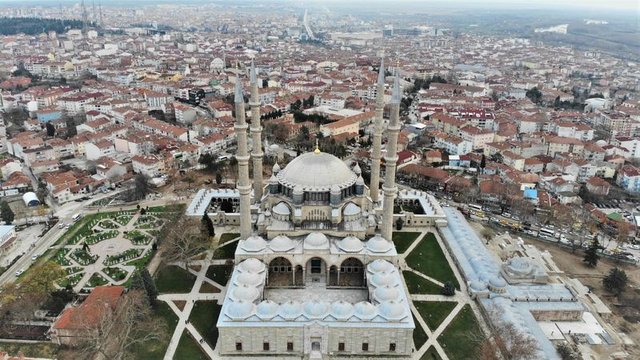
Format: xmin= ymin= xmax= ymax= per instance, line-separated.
xmin=175 ymin=332 xmax=208 ymax=360
xmin=412 ymin=313 xmax=428 ymax=350
xmin=392 ymin=232 xmax=421 ymax=254
xmin=421 ymin=346 xmax=442 ymax=360
xmin=406 ymin=233 xmax=460 ymax=289
xmin=0 ymin=342 xmax=60 ymax=358
xmin=127 ymin=302 xmax=178 ymax=359
xmin=189 ymin=301 xmax=223 ymax=349
xmin=414 ymin=301 xmax=457 ymax=331
xmin=218 ymin=233 xmax=240 ymax=244
xmin=403 ymin=271 xmax=443 ymax=295
xmin=438 ymin=305 xmax=484 ymax=360
xmin=213 ymin=241 xmax=238 ymax=259
xmin=155 ymin=265 xmax=197 ymax=293
xmin=206 ymin=265 xmax=233 ymax=286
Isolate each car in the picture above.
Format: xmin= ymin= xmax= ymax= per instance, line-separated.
xmin=58 ymin=223 xmax=65 ymax=229
xmin=65 ymin=225 xmax=70 ymax=229
xmin=15 ymin=269 xmax=24 ymax=276
xmin=31 ymin=254 xmax=39 ymax=260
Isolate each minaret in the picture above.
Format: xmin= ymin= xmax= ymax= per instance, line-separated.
xmin=234 ymin=77 xmax=252 ymax=239
xmin=249 ymin=60 xmax=264 ymax=202
xmin=381 ymin=73 xmax=402 ymax=241
xmin=369 ymin=58 xmax=385 ymax=204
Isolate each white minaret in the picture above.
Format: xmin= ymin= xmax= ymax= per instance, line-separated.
xmin=249 ymin=60 xmax=264 ymax=202
xmin=381 ymin=73 xmax=402 ymax=241
xmin=234 ymin=77 xmax=252 ymax=239
xmin=369 ymin=58 xmax=385 ymax=204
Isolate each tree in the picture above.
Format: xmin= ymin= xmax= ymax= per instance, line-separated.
xmin=131 ymin=173 xmax=151 ymax=201
xmin=0 ymin=200 xmax=14 ymax=224
xmin=441 ymin=281 xmax=455 ymax=296
xmin=215 ymin=172 xmax=223 ymax=185
xmin=478 ymin=320 xmax=538 ymax=360
xmin=525 ymin=87 xmax=543 ymax=104
xmin=556 ymin=343 xmax=579 ymax=360
xmin=45 ymin=122 xmax=55 ymax=137
xmin=480 ymin=154 xmax=486 ymax=170
xmin=20 ymin=262 xmax=66 ymax=301
xmin=583 ymin=239 xmax=601 ymax=267
xmin=201 ymin=213 xmax=215 ymax=237
xmin=603 ymin=267 xmax=628 ymax=297
xmin=65 ymin=116 xmax=77 ymax=137
xmin=395 ymin=217 xmax=404 ymax=231
xmin=160 ymin=213 xmax=209 ymax=267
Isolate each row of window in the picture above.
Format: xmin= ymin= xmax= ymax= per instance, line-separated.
xmin=234 ymin=342 xmax=397 ymax=352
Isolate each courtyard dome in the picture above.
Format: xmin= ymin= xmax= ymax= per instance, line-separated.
xmin=353 ymin=301 xmax=378 ymax=320
xmin=225 ymin=301 xmax=254 ymax=321
xmin=269 ymin=235 xmax=295 ymax=252
xmin=272 ymin=202 xmax=291 ymax=216
xmin=378 ymin=301 xmax=407 ymax=321
xmin=337 ymin=236 xmax=364 ymax=253
xmin=366 ymin=234 xmax=393 ymax=253
xmin=277 ymin=151 xmax=357 ymax=191
xmin=373 ymin=286 xmax=400 ymax=303
xmin=241 ymin=236 xmax=267 ymax=252
xmin=303 ymin=301 xmax=330 ymax=319
xmin=367 ymin=259 xmax=395 ymax=274
xmin=255 ymin=300 xmax=279 ymax=320
xmin=304 ymin=232 xmax=329 ymax=250
xmin=279 ymin=301 xmax=303 ymax=320
xmin=237 ymin=258 xmax=266 ymax=274
xmin=330 ymin=301 xmax=354 ymax=321
xmin=235 ymin=272 xmax=263 ymax=287
xmin=370 ymin=273 xmax=395 ymax=288
xmin=230 ymin=284 xmax=260 ymax=302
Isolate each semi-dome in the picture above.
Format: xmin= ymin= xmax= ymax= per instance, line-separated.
xmin=272 ymin=202 xmax=291 ymax=215
xmin=343 ymin=203 xmax=361 ymax=216
xmin=303 ymin=301 xmax=330 ymax=319
xmin=269 ymin=235 xmax=295 ymax=252
xmin=373 ymin=286 xmax=400 ymax=302
xmin=367 ymin=259 xmax=395 ymax=274
xmin=331 ymin=301 xmax=354 ymax=321
xmin=337 ymin=236 xmax=364 ymax=253
xmin=225 ymin=300 xmax=254 ymax=320
xmin=240 ymin=236 xmax=267 ymax=252
xmin=237 ymin=258 xmax=266 ymax=274
xmin=255 ymin=300 xmax=279 ymax=320
xmin=277 ymin=151 xmax=357 ymax=191
xmin=279 ymin=301 xmax=303 ymax=320
xmin=353 ymin=301 xmax=377 ymax=320
xmin=378 ymin=301 xmax=407 ymax=321
xmin=229 ymin=284 xmax=260 ymax=302
xmin=235 ymin=272 xmax=263 ymax=287
xmin=366 ymin=234 xmax=393 ymax=253
xmin=304 ymin=232 xmax=329 ymax=249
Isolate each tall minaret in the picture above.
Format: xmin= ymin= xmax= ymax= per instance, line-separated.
xmin=369 ymin=58 xmax=385 ymax=204
xmin=381 ymin=73 xmax=402 ymax=241
xmin=249 ymin=60 xmax=264 ymax=202
xmin=234 ymin=77 xmax=252 ymax=239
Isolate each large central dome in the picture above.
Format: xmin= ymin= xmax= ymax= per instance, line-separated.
xmin=277 ymin=151 xmax=357 ymax=191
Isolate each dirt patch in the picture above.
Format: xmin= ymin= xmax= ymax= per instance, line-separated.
xmin=199 ymin=282 xmax=220 ymax=293
xmin=174 ymin=300 xmax=186 ymax=311
xmin=188 ymin=264 xmax=202 ymax=272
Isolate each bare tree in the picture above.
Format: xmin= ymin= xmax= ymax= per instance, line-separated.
xmin=480 ymin=307 xmax=539 ymax=360
xmin=159 ymin=212 xmax=209 ymax=267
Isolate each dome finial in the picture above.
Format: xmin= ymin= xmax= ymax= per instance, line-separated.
xmin=314 ymin=138 xmax=320 ymax=154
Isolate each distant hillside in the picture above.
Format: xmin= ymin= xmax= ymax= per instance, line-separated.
xmin=0 ymin=17 xmax=85 ymax=36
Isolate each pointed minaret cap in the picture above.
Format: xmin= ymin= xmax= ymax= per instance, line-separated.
xmin=377 ymin=58 xmax=385 ymax=86
xmin=234 ymin=76 xmax=244 ymax=103
xmin=391 ymin=73 xmax=401 ymax=104
xmin=250 ymin=59 xmax=257 ymax=84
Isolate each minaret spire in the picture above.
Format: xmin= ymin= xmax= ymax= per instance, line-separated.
xmin=234 ymin=77 xmax=252 ymax=239
xmin=381 ymin=72 xmax=402 ymax=241
xmin=369 ymin=57 xmax=385 ymax=203
xmin=249 ymin=59 xmax=264 ymax=202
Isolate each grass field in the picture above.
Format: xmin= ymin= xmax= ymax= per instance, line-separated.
xmin=403 ymin=271 xmax=443 ymax=295
xmin=412 ymin=313 xmax=428 ymax=350
xmin=414 ymin=301 xmax=457 ymax=331
xmin=406 ymin=233 xmax=459 ymax=289
xmin=392 ymin=232 xmax=421 ymax=254
xmin=218 ymin=233 xmax=240 ymax=244
xmin=175 ymin=332 xmax=208 ymax=360
xmin=206 ymin=265 xmax=233 ymax=286
xmin=421 ymin=346 xmax=442 ymax=360
xmin=128 ymin=302 xmax=177 ymax=359
xmin=438 ymin=304 xmax=483 ymax=360
xmin=0 ymin=342 xmax=59 ymax=358
xmin=189 ymin=301 xmax=223 ymax=349
xmin=213 ymin=241 xmax=238 ymax=259
xmin=155 ymin=265 xmax=196 ymax=293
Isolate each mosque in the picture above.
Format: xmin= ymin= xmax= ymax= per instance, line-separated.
xmin=212 ymin=59 xmax=437 ymax=359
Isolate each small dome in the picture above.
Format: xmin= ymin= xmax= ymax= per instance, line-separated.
xmin=331 ymin=184 xmax=341 ymax=193
xmin=293 ymin=185 xmax=303 ymax=195
xmin=343 ymin=203 xmax=361 ymax=216
xmin=269 ymin=235 xmax=295 ymax=252
xmin=304 ymin=232 xmax=329 ymax=249
xmin=279 ymin=301 xmax=303 ymax=320
xmin=366 ymin=234 xmax=393 ymax=253
xmin=378 ymin=301 xmax=406 ymax=321
xmin=331 ymin=301 xmax=354 ymax=321
xmin=367 ymin=259 xmax=394 ymax=274
xmin=225 ymin=300 xmax=254 ymax=320
xmin=337 ymin=236 xmax=364 ymax=253
xmin=241 ymin=236 xmax=267 ymax=252
xmin=235 ymin=272 xmax=263 ymax=287
xmin=353 ymin=301 xmax=377 ymax=320
xmin=272 ymin=162 xmax=281 ymax=174
xmin=272 ymin=202 xmax=291 ymax=216
xmin=469 ymin=280 xmax=487 ymax=292
xmin=237 ymin=258 xmax=266 ymax=274
xmin=374 ymin=286 xmax=400 ymax=302
xmin=229 ymin=284 xmax=260 ymax=302
xmin=303 ymin=301 xmax=330 ymax=319
xmin=506 ymin=257 xmax=532 ymax=275
xmin=269 ymin=174 xmax=278 ymax=183
xmin=489 ymin=277 xmax=507 ymax=289
xmin=353 ymin=163 xmax=362 ymax=175
xmin=370 ymin=273 xmax=395 ymax=288
xmin=255 ymin=300 xmax=279 ymax=320
xmin=356 ymin=175 xmax=365 ymax=186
